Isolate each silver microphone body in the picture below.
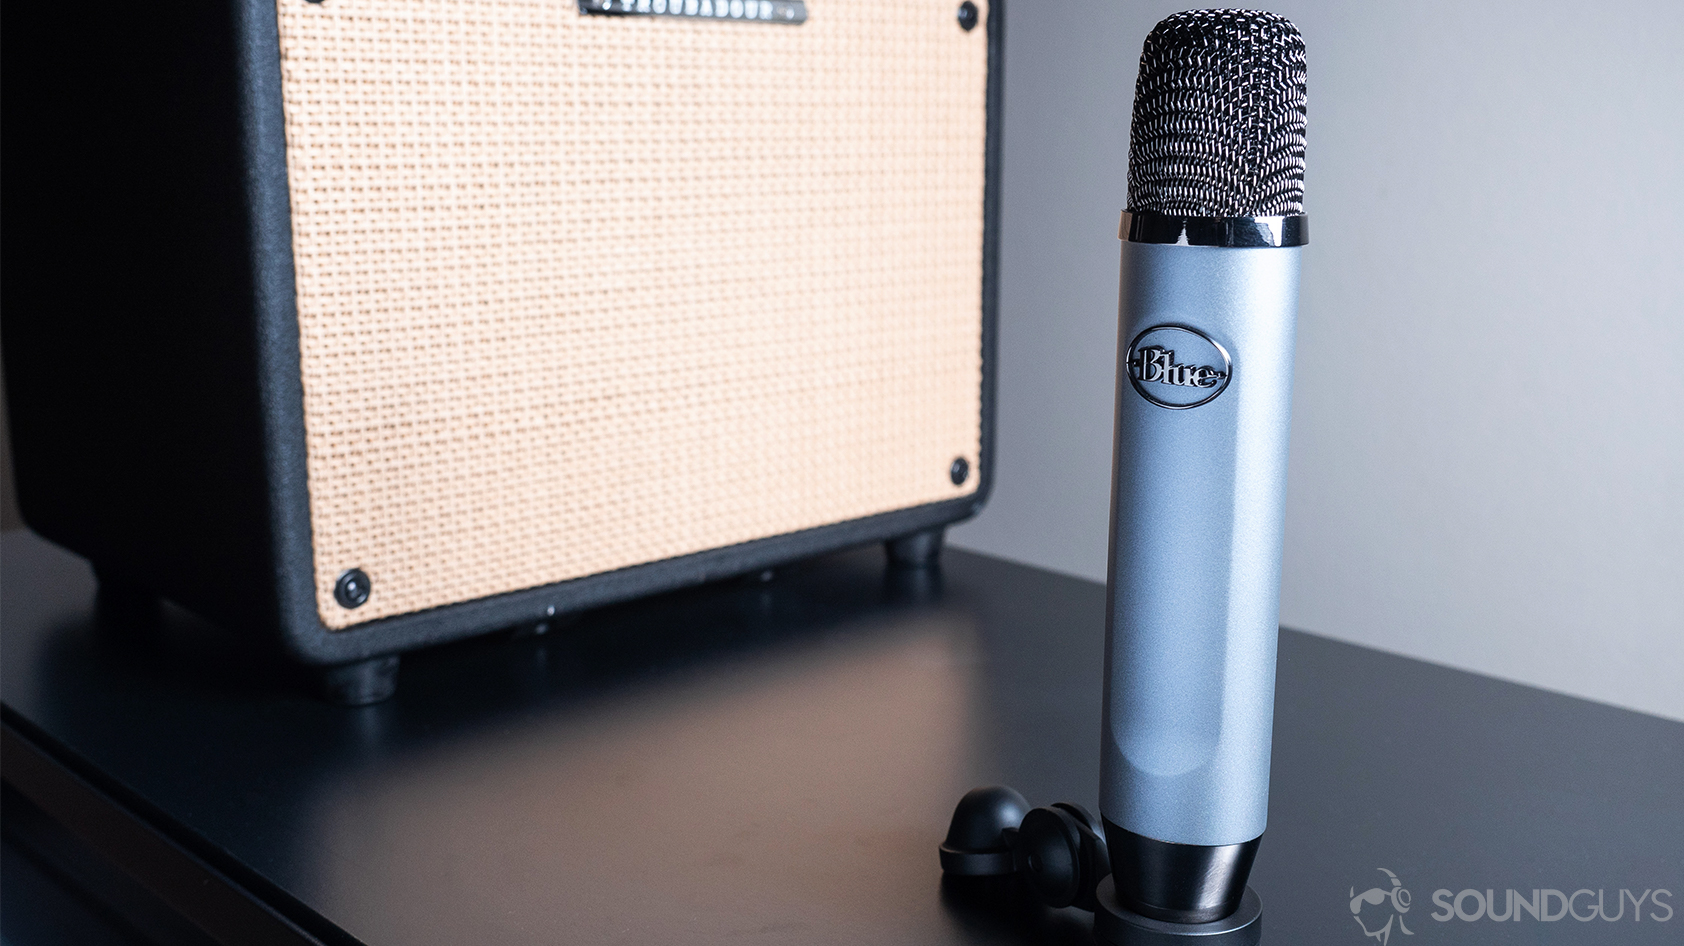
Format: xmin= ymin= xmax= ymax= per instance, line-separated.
xmin=1099 ymin=213 xmax=1302 ymax=923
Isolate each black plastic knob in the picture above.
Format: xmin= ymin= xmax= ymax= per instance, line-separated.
xmin=1013 ymin=803 xmax=1110 ymax=910
xmin=939 ymin=785 xmax=1029 ymax=876
xmin=1014 ymin=806 xmax=1085 ymax=906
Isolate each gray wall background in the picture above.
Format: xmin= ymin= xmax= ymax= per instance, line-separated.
xmin=949 ymin=0 xmax=1684 ymax=721
xmin=3 ymin=1 xmax=1680 ymax=719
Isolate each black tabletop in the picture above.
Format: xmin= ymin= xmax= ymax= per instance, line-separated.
xmin=2 ymin=530 xmax=1680 ymax=945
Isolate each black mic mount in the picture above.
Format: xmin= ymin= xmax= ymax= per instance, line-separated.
xmin=940 ymin=786 xmax=1262 ymax=946
xmin=938 ymin=786 xmax=1112 ymax=911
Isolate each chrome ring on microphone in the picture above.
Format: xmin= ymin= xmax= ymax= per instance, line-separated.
xmin=1120 ymin=212 xmax=1308 ymax=248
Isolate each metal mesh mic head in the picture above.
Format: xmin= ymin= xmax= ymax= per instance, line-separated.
xmin=1127 ymin=10 xmax=1306 ymax=217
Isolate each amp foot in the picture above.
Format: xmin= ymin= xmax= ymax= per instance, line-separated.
xmin=316 ymin=655 xmax=400 ymax=706
xmin=885 ymin=527 xmax=945 ymax=568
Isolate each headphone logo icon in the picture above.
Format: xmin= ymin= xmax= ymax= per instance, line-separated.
xmin=1350 ymin=868 xmax=1414 ymax=944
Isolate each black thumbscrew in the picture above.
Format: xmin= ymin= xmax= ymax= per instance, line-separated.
xmin=939 ymin=785 xmax=1029 ymax=876
xmin=1014 ymin=802 xmax=1110 ymax=910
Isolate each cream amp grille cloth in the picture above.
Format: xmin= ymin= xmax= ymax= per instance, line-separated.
xmin=275 ymin=0 xmax=989 ymax=628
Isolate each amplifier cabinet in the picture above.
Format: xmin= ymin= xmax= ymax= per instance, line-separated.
xmin=3 ymin=0 xmax=1001 ymax=675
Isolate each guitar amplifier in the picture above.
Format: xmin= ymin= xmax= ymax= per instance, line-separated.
xmin=2 ymin=0 xmax=1000 ymax=700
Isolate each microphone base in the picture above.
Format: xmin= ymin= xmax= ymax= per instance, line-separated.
xmin=1093 ymin=878 xmax=1261 ymax=946
xmin=1102 ymin=820 xmax=1260 ymax=922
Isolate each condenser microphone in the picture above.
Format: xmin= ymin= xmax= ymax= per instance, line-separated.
xmin=1097 ymin=9 xmax=1307 ymax=939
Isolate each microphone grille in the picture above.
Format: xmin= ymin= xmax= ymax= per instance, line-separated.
xmin=1127 ymin=10 xmax=1307 ymax=217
